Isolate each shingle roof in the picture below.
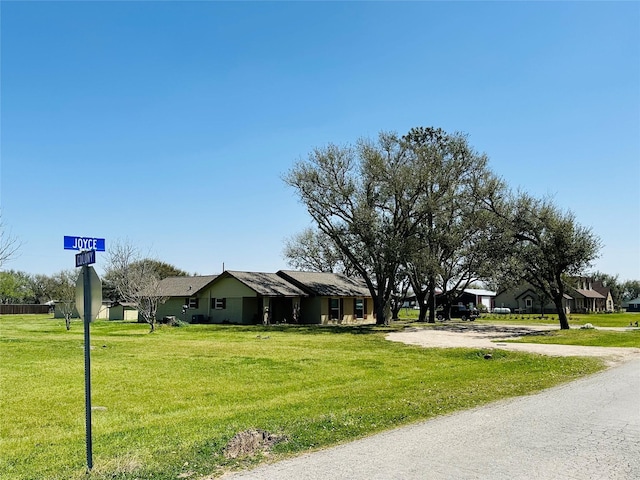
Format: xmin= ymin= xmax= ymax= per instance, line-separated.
xmin=224 ymin=271 xmax=307 ymax=297
xmin=156 ymin=275 xmax=218 ymax=297
xmin=573 ymin=288 xmax=606 ymax=299
xmin=591 ymin=281 xmax=611 ymax=297
xmin=277 ymin=270 xmax=371 ymax=297
xmin=623 ymin=297 xmax=640 ymax=306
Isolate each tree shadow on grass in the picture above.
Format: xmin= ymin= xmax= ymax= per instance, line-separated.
xmin=410 ymin=323 xmax=556 ymax=338
xmin=219 ymin=324 xmax=400 ymax=336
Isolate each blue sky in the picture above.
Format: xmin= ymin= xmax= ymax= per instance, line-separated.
xmin=1 ymin=1 xmax=638 ymax=281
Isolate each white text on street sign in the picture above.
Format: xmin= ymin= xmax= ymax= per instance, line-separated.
xmin=76 ymin=250 xmax=96 ymax=267
xmin=64 ymin=236 xmax=106 ymax=251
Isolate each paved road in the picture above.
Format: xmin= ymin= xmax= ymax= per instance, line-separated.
xmin=223 ymin=359 xmax=640 ymax=479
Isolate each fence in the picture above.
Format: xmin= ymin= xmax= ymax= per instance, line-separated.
xmin=0 ymin=304 xmax=52 ymax=315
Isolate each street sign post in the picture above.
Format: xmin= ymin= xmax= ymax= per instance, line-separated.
xmin=67 ymin=235 xmax=105 ymax=472
xmin=76 ymin=264 xmax=102 ymax=472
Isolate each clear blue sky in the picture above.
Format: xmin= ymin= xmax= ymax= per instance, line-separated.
xmin=1 ymin=1 xmax=638 ymax=281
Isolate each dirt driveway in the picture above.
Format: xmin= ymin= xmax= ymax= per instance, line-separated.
xmin=386 ymin=323 xmax=640 ymax=366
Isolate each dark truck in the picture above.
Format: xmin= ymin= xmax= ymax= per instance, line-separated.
xmin=436 ymin=305 xmax=479 ymax=321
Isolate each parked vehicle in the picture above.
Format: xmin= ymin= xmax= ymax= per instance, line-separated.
xmin=492 ymin=307 xmax=511 ymax=314
xmin=436 ymin=305 xmax=479 ymax=321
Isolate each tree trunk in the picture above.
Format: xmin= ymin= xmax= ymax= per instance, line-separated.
xmin=427 ymin=278 xmax=436 ymax=323
xmin=553 ymin=294 xmax=570 ymax=329
xmin=416 ymin=290 xmax=428 ymax=322
xmin=375 ymin=300 xmax=386 ymax=325
xmin=553 ymin=273 xmax=570 ymax=330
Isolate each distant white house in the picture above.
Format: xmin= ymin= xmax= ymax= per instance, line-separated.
xmin=462 ymin=288 xmax=497 ymax=311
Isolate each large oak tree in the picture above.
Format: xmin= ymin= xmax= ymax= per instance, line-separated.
xmin=501 ymin=195 xmax=602 ymax=329
xmin=285 ymin=128 xmax=502 ymax=324
xmin=285 ymin=131 xmax=432 ymax=324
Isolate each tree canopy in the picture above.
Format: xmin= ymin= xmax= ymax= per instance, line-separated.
xmin=285 ymin=126 xmax=603 ymax=328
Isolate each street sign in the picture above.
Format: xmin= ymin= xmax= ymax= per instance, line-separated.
xmin=67 ymin=238 xmax=105 ymax=472
xmin=75 ymin=266 xmax=102 ymax=320
xmin=65 ymin=236 xmax=105 ymax=252
xmin=75 ymin=250 xmax=96 ymax=267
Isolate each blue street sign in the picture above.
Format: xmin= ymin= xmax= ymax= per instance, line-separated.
xmin=64 ymin=236 xmax=106 ymax=252
xmin=76 ymin=250 xmax=96 ymax=267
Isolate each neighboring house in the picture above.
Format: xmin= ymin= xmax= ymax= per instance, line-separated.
xmin=277 ymin=270 xmax=374 ymax=324
xmin=155 ymin=270 xmax=374 ymax=325
xmin=494 ymin=286 xmax=572 ymax=314
xmin=154 ymin=275 xmax=218 ymax=323
xmin=206 ymin=270 xmax=308 ymax=324
xmin=456 ymin=288 xmax=496 ymax=312
xmin=568 ymin=277 xmax=607 ymax=313
xmin=624 ymin=297 xmax=640 ymax=313
xmin=591 ymin=280 xmax=614 ymax=312
xmin=494 ymin=277 xmax=612 ymax=314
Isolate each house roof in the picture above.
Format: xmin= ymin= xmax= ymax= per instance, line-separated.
xmin=591 ymin=281 xmax=611 ymax=298
xmin=223 ymin=271 xmax=308 ymax=297
xmin=623 ymin=297 xmax=640 ymax=306
xmin=514 ymin=288 xmax=572 ymax=301
xmin=277 ymin=270 xmax=371 ymax=297
xmin=465 ymin=288 xmax=497 ymax=297
xmin=156 ymin=275 xmax=218 ymax=297
xmin=572 ymin=288 xmax=605 ymax=299
xmin=514 ymin=289 xmax=538 ymax=300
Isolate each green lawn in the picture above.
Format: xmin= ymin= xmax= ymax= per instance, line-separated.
xmin=1 ymin=315 xmax=604 ymax=480
xmin=478 ymin=312 xmax=639 ymax=328
xmin=508 ymin=328 xmax=640 ymax=348
xmin=398 ymin=308 xmax=640 ymax=328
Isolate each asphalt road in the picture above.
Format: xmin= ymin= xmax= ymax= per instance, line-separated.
xmin=223 ymin=359 xmax=640 ymax=480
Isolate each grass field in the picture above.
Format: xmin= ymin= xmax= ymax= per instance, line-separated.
xmin=508 ymin=328 xmax=640 ymax=348
xmin=1 ymin=315 xmax=605 ymax=480
xmin=398 ymin=308 xmax=640 ymax=328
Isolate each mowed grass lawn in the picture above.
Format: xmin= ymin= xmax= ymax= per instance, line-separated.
xmin=1 ymin=315 xmax=604 ymax=480
xmin=477 ymin=312 xmax=639 ymax=328
xmin=509 ymin=328 xmax=640 ymax=348
xmin=399 ymin=309 xmax=640 ymax=329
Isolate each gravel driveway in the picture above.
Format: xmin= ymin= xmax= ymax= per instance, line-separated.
xmin=386 ymin=323 xmax=640 ymax=366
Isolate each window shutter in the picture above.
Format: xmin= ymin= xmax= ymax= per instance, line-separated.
xmin=222 ymin=298 xmax=226 ymax=309
xmin=364 ymin=298 xmax=368 ymax=319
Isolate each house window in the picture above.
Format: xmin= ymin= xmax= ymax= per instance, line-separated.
xmin=188 ymin=297 xmax=199 ymax=309
xmin=354 ymin=298 xmax=364 ymax=319
xmin=525 ymin=298 xmax=532 ymax=308
xmin=330 ymin=298 xmax=341 ymax=320
xmin=211 ymin=298 xmax=226 ymax=310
